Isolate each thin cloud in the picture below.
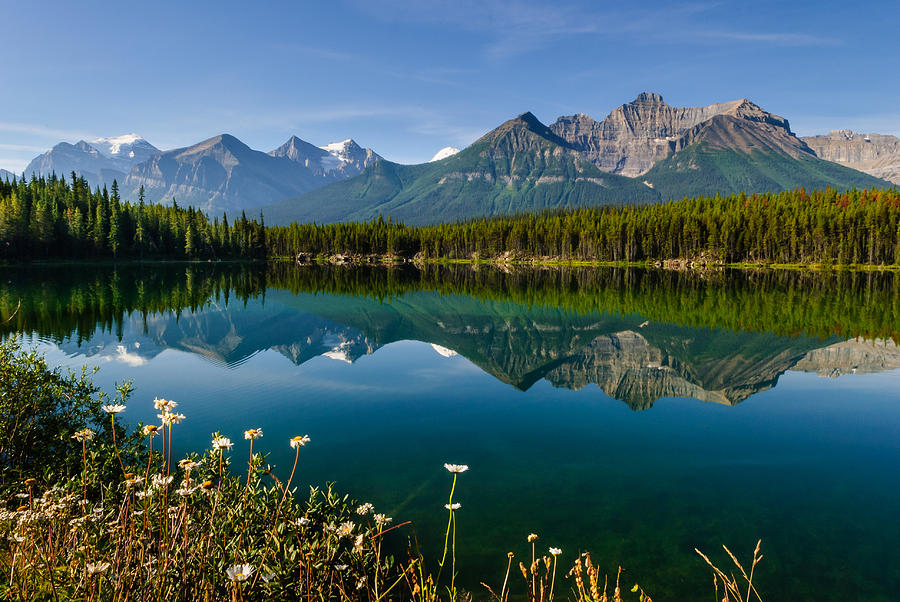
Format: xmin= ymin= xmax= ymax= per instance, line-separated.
xmin=0 ymin=159 xmax=29 ymax=172
xmin=699 ymin=30 xmax=839 ymax=46
xmin=0 ymin=143 xmax=47 ymax=152
xmin=0 ymin=122 xmax=94 ymax=142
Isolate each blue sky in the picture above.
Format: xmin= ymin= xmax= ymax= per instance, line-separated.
xmin=1 ymin=0 xmax=898 ymax=172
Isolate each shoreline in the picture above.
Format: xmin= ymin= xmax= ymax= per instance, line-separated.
xmin=2 ymin=256 xmax=899 ymax=272
xmin=284 ymin=254 xmax=900 ymax=272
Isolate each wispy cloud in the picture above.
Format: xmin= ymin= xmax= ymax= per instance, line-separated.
xmin=0 ymin=159 xmax=29 ymax=173
xmin=698 ymin=30 xmax=838 ymax=46
xmin=0 ymin=122 xmax=94 ymax=142
xmin=0 ymin=143 xmax=47 ymax=152
xmin=343 ymin=0 xmax=601 ymax=59
xmin=346 ymin=0 xmax=833 ymax=59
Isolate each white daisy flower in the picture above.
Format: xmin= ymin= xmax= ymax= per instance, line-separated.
xmin=444 ymin=463 xmax=469 ymax=473
xmin=226 ymin=563 xmax=254 ymax=582
xmin=290 ymin=435 xmax=310 ymax=449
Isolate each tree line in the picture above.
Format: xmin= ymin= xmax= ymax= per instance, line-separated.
xmin=266 ymin=187 xmax=900 ymax=265
xmin=2 ymin=173 xmax=899 ymax=265
xmin=0 ymin=173 xmax=266 ymax=260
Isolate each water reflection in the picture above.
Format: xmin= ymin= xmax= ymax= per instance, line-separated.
xmin=3 ymin=263 xmax=898 ymax=410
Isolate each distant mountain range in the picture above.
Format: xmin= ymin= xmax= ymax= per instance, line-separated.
xmin=15 ymin=92 xmax=898 ymax=223
xmin=21 ymin=132 xmax=381 ymax=215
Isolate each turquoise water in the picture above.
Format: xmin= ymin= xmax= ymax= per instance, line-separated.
xmin=2 ymin=263 xmax=899 ymax=600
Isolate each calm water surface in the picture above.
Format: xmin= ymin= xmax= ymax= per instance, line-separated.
xmin=2 ymin=263 xmax=899 ymax=600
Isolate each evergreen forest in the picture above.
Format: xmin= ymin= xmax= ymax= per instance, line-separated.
xmin=2 ymin=174 xmax=899 ymax=265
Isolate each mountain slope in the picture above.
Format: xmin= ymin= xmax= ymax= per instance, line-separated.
xmin=642 ymin=118 xmax=890 ymax=200
xmin=263 ymin=112 xmax=660 ymax=225
xmin=802 ymin=130 xmax=900 ymax=185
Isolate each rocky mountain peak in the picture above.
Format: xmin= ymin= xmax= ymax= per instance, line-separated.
xmin=270 ymin=136 xmax=328 ymax=164
xmin=632 ymin=91 xmax=666 ymax=105
xmin=478 ymin=111 xmax=569 ymax=149
xmin=549 ymin=94 xmax=809 ymax=176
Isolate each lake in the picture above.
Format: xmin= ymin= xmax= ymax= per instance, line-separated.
xmin=2 ymin=262 xmax=899 ymax=600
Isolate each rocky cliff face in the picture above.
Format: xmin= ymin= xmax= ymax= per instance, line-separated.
xmin=549 ymin=93 xmax=811 ymax=177
xmin=802 ymin=130 xmax=900 ymax=185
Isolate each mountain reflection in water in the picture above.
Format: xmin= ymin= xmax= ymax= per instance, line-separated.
xmin=2 ymin=262 xmax=898 ymax=410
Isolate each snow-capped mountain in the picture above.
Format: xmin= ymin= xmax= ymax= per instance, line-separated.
xmin=91 ymin=134 xmax=159 ymax=171
xmin=270 ymin=136 xmax=381 ymax=179
xmin=429 ymin=146 xmax=460 ymax=162
xmin=319 ymin=138 xmax=381 ymax=176
xmin=24 ymin=134 xmax=159 ymax=189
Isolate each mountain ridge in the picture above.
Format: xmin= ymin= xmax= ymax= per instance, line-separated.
xmin=264 ymin=96 xmax=891 ymax=225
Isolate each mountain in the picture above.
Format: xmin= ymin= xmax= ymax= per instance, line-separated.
xmin=802 ymin=130 xmax=900 ymax=185
xmin=640 ymin=117 xmax=888 ymax=199
xmin=269 ymin=136 xmax=381 ymax=179
xmin=265 ymin=94 xmax=890 ymax=226
xmin=263 ymin=112 xmax=660 ymax=225
xmin=25 ymin=140 xmax=126 ymax=188
xmin=0 ymin=169 xmax=18 ymax=181
xmin=551 ymin=93 xmax=889 ymax=199
xmin=91 ymin=134 xmax=159 ymax=171
xmin=24 ymin=135 xmax=159 ymax=189
xmin=122 ymin=134 xmax=335 ymax=215
xmin=319 ymin=138 xmax=381 ymax=176
xmin=430 ymin=147 xmax=460 ymax=162
xmin=549 ymin=92 xmax=760 ymax=177
xmin=120 ymin=133 xmax=382 ymax=215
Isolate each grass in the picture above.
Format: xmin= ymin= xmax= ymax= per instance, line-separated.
xmin=0 ymin=338 xmax=762 ymax=600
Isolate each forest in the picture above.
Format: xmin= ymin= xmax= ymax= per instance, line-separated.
xmin=1 ymin=173 xmax=899 ymax=265
xmin=267 ymin=187 xmax=900 ymax=265
xmin=0 ymin=173 xmax=267 ymax=260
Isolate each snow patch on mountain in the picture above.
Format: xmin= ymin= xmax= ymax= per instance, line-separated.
xmin=321 ymin=139 xmax=356 ymax=162
xmin=430 ymin=343 xmax=458 ymax=357
xmin=430 ymin=147 xmax=460 ymax=162
xmin=92 ymin=134 xmax=146 ymax=156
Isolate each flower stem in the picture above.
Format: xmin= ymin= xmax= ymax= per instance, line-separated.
xmin=439 ymin=473 xmax=457 ymax=569
xmin=110 ymin=416 xmax=125 ymax=476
